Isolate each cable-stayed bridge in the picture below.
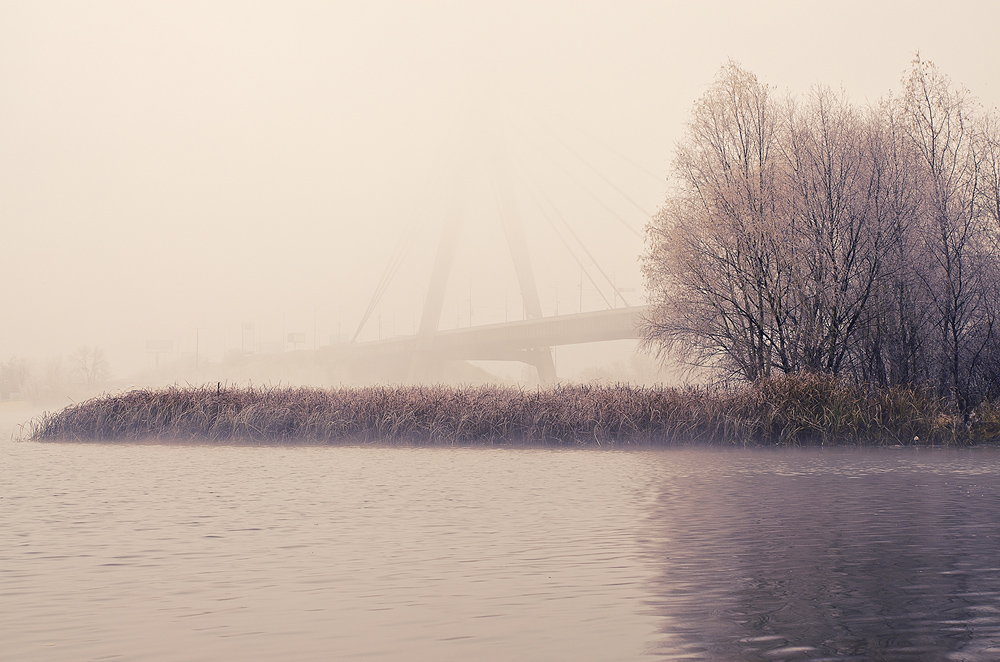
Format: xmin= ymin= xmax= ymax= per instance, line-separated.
xmin=316 ymin=107 xmax=657 ymax=383
xmin=319 ymin=305 xmax=648 ymax=383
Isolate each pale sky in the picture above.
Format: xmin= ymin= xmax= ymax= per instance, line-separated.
xmin=2 ymin=0 xmax=998 ymax=377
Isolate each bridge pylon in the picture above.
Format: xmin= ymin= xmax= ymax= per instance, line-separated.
xmin=410 ymin=110 xmax=556 ymax=384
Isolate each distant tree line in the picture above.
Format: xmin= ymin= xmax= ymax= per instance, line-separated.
xmin=643 ymin=57 xmax=1000 ymax=410
xmin=0 ymin=346 xmax=110 ymax=401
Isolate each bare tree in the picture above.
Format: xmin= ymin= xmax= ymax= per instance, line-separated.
xmin=899 ymin=56 xmax=993 ymax=409
xmin=644 ymin=66 xmax=898 ymax=381
xmin=70 ymin=346 xmax=110 ymax=386
xmin=853 ymin=101 xmax=930 ymax=387
xmin=970 ymin=112 xmax=1000 ymax=396
xmin=643 ymin=61 xmax=790 ymax=381
xmin=780 ymin=87 xmax=898 ymax=375
xmin=978 ymin=112 xmax=1000 ymax=256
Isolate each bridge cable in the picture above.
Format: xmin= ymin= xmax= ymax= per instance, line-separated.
xmin=510 ymin=123 xmax=643 ymax=239
xmin=507 ymin=98 xmax=664 ymax=187
xmin=350 ymin=127 xmax=460 ymax=342
xmin=565 ymin=122 xmax=664 ymax=185
xmin=532 ymin=198 xmax=615 ymax=309
xmin=527 ymin=117 xmax=655 ymax=218
xmin=352 ymin=239 xmax=410 ymax=342
xmin=511 ymin=158 xmax=629 ymax=309
xmin=535 ymin=189 xmax=630 ymax=309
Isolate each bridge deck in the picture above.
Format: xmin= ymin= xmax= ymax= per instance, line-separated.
xmin=317 ymin=305 xmax=649 ymax=363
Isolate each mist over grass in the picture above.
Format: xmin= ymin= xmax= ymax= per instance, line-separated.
xmin=22 ymin=374 xmax=1000 ymax=446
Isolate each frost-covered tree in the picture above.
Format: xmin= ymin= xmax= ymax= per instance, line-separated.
xmin=643 ymin=57 xmax=1000 ymax=408
xmin=642 ymin=62 xmax=789 ymax=381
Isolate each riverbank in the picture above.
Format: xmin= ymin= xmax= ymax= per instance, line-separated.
xmin=20 ymin=375 xmax=1000 ymax=446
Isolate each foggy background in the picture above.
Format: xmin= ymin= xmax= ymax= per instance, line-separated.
xmin=2 ymin=0 xmax=999 ymax=388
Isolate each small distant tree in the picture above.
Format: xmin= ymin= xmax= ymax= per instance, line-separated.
xmin=70 ymin=346 xmax=110 ymax=386
xmin=0 ymin=357 xmax=29 ymax=400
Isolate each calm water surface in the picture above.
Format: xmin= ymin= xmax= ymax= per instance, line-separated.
xmin=2 ymin=427 xmax=999 ymax=660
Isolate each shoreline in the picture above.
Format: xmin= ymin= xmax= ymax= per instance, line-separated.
xmin=20 ymin=376 xmax=1000 ymax=447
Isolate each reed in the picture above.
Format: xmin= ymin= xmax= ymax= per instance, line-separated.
xmin=21 ymin=375 xmax=999 ymax=446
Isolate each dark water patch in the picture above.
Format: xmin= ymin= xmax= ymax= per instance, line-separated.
xmin=642 ymin=449 xmax=1000 ymax=660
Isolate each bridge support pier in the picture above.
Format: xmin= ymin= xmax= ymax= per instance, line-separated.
xmin=407 ymin=348 xmax=555 ymax=385
xmin=525 ymin=348 xmax=556 ymax=384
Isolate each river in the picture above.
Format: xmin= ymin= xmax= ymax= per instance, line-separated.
xmin=2 ymin=422 xmax=999 ymax=660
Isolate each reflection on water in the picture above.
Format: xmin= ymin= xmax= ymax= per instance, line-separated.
xmin=1 ymin=439 xmax=999 ymax=661
xmin=644 ymin=451 xmax=1000 ymax=660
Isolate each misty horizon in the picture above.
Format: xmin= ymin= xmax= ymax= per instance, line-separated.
xmin=3 ymin=1 xmax=999 ymax=384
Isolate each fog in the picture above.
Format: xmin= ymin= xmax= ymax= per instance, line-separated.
xmin=2 ymin=1 xmax=999 ymax=389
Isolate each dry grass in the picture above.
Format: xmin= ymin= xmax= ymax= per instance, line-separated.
xmin=21 ymin=375 xmax=999 ymax=446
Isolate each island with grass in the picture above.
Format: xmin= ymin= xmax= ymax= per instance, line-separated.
xmin=20 ymin=374 xmax=1000 ymax=446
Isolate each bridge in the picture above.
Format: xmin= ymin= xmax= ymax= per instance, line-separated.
xmin=318 ymin=305 xmax=648 ymax=383
xmin=313 ymin=108 xmax=656 ymax=384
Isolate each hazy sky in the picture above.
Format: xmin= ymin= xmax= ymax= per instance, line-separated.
xmin=2 ymin=0 xmax=998 ymax=376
